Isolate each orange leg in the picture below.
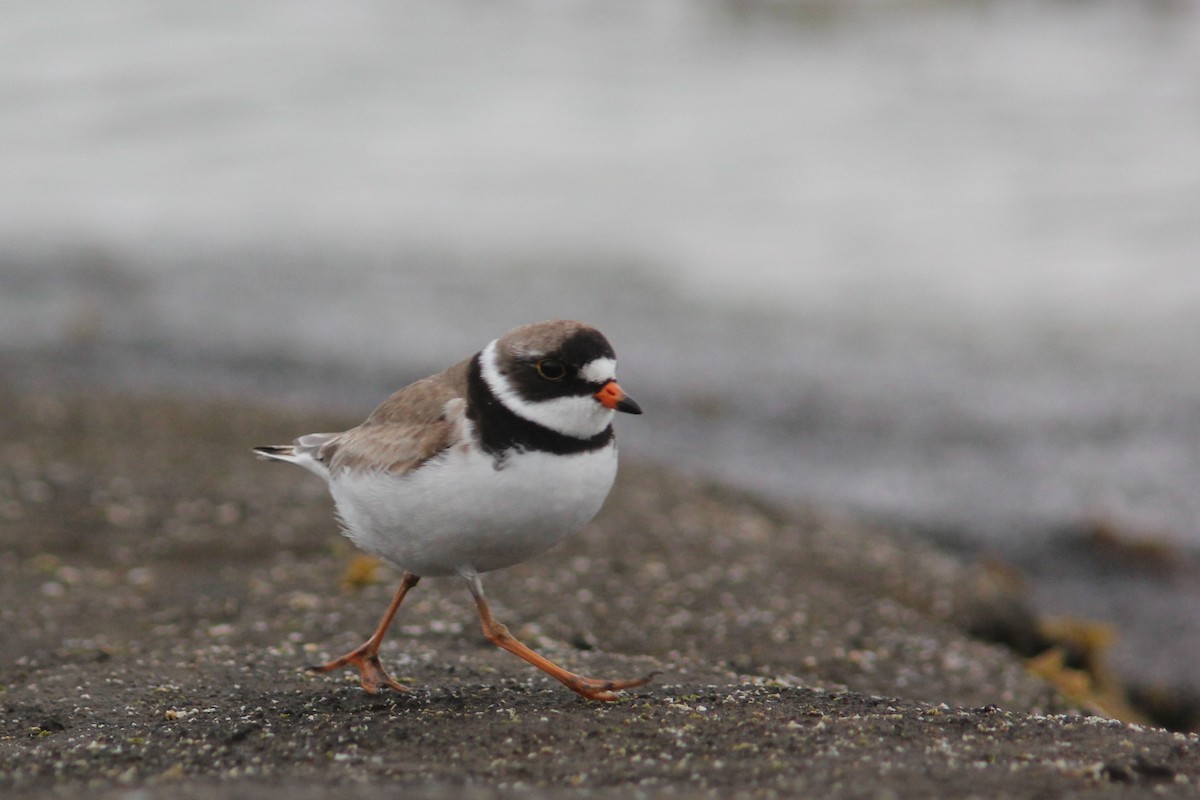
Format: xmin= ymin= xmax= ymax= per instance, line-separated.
xmin=309 ymin=572 xmax=420 ymax=694
xmin=465 ymin=575 xmax=656 ymax=702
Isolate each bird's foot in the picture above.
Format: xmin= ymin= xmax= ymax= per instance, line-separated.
xmin=308 ymin=646 xmax=410 ymax=694
xmin=562 ymin=670 xmax=660 ymax=702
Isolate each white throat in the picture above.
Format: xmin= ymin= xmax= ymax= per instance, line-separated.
xmin=480 ymin=339 xmax=617 ymax=439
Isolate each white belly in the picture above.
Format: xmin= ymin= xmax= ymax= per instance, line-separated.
xmin=327 ymin=444 xmax=618 ymax=577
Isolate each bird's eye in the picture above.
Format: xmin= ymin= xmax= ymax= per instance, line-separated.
xmin=536 ymin=359 xmax=567 ymax=381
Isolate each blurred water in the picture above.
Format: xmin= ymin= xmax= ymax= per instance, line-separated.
xmin=4 ymin=0 xmax=1200 ymax=687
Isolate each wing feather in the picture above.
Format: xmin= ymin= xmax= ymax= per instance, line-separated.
xmin=318 ymin=357 xmax=472 ymax=476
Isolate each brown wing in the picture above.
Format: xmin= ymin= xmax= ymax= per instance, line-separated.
xmin=320 ymin=356 xmax=473 ymax=476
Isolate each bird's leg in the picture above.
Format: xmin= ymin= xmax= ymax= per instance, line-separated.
xmin=309 ymin=571 xmax=421 ymax=694
xmin=464 ymin=574 xmax=656 ymax=702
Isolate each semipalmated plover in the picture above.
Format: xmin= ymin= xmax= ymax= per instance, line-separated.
xmin=254 ymin=320 xmax=653 ymax=701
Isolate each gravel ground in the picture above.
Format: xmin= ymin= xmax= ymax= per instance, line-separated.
xmin=2 ymin=382 xmax=1197 ymax=798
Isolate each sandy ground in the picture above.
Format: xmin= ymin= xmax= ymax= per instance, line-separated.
xmin=2 ymin=382 xmax=1198 ymax=798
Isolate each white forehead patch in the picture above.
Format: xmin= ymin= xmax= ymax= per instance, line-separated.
xmin=480 ymin=340 xmax=616 ymax=440
xmin=580 ymin=357 xmax=617 ymax=385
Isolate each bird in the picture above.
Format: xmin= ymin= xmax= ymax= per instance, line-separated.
xmin=253 ymin=320 xmax=654 ymax=701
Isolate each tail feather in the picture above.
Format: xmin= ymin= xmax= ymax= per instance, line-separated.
xmin=253 ymin=444 xmax=297 ymax=461
xmin=253 ymin=434 xmax=336 ymax=481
